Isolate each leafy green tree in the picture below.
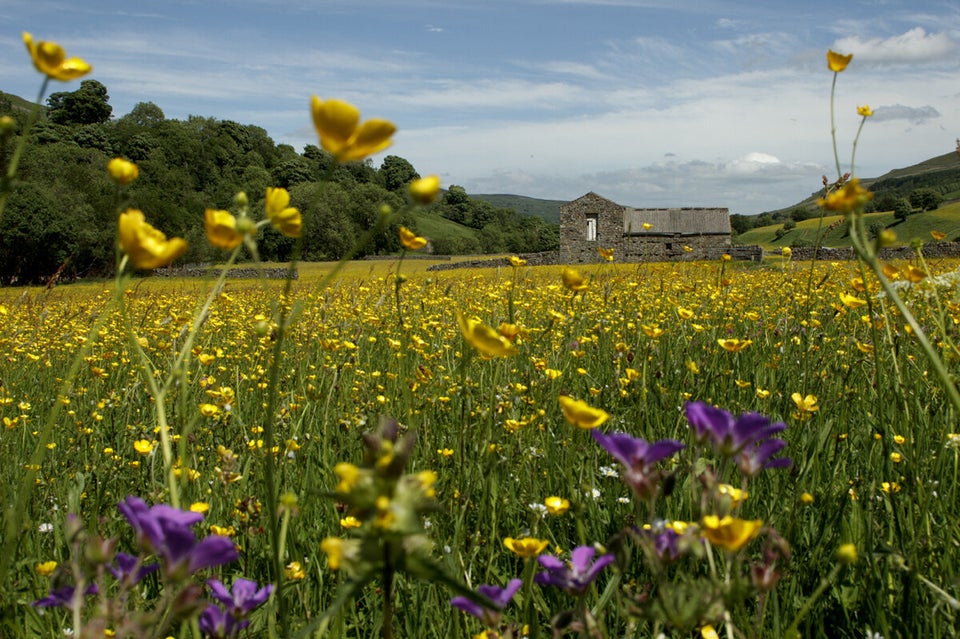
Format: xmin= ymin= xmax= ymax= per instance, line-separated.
xmin=47 ymin=80 xmax=112 ymax=125
xmin=909 ymin=187 xmax=942 ymax=212
xmin=892 ymin=197 xmax=913 ymax=222
xmin=379 ymin=155 xmax=420 ymax=192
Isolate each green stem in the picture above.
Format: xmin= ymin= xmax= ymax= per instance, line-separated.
xmin=782 ymin=564 xmax=843 ymax=638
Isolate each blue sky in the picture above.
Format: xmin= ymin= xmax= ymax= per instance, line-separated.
xmin=2 ymin=0 xmax=959 ymax=214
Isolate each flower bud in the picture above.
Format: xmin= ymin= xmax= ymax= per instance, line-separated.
xmin=107 ymin=158 xmax=139 ymax=185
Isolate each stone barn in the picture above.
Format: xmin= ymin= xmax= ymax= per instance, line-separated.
xmin=559 ymin=192 xmax=733 ymax=263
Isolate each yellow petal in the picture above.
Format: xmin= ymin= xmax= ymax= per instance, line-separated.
xmin=827 ymin=49 xmax=853 ymax=72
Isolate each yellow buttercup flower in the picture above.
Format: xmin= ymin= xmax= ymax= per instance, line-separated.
xmin=839 ymin=292 xmax=866 ymax=309
xmin=717 ymin=338 xmax=752 ymax=352
xmin=931 ymin=231 xmax=947 ymax=241
xmin=857 ymin=105 xmax=873 ymax=117
xmin=677 ymin=306 xmax=695 ymax=320
xmin=265 ymin=187 xmax=302 ymax=238
xmin=284 ymin=560 xmax=306 ymax=580
xmin=311 ymin=97 xmax=396 ymax=162
xmin=107 ymin=158 xmax=139 ymax=185
xmin=409 ymin=175 xmax=441 ymax=204
xmin=791 ymin=393 xmax=819 ymax=418
xmin=204 ymin=209 xmax=244 ymax=250
xmin=598 ymin=247 xmax=615 ymax=262
xmin=503 ymin=536 xmax=550 ymax=558
xmin=508 ymin=255 xmax=527 ymax=268
xmin=23 ymin=32 xmax=91 ymax=82
xmin=817 ymin=178 xmax=873 ymax=214
xmin=561 ymin=267 xmax=588 ymax=292
xmin=700 ymin=515 xmax=763 ymax=552
xmin=836 ymin=543 xmax=858 ymax=565
xmin=456 ymin=312 xmax=518 ymax=358
xmin=827 ymin=49 xmax=853 ymax=72
xmin=558 ymin=395 xmax=609 ymax=430
xmin=35 ymin=561 xmax=58 ymax=577
xmin=399 ymin=226 xmax=428 ymax=250
xmin=544 ymin=496 xmax=571 ymax=516
xmin=118 ymin=209 xmax=188 ymax=270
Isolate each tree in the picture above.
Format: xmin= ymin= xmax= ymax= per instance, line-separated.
xmin=909 ymin=187 xmax=942 ymax=212
xmin=121 ymin=102 xmax=165 ymax=128
xmin=379 ymin=155 xmax=419 ymax=192
xmin=47 ymin=80 xmax=112 ymax=125
xmin=892 ymin=197 xmax=913 ymax=222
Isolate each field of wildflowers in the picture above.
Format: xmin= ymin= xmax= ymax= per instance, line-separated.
xmin=1 ymin=34 xmax=959 ymax=639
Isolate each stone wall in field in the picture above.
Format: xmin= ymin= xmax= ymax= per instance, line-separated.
xmin=786 ymin=242 xmax=960 ymax=261
xmin=154 ymin=264 xmax=296 ymax=279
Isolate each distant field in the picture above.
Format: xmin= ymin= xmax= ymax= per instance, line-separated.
xmin=736 ymin=200 xmax=960 ymax=249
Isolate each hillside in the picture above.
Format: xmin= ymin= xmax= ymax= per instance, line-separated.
xmin=472 ymin=194 xmax=564 ymax=224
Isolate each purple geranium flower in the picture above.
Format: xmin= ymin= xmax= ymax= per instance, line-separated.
xmin=109 ymin=552 xmax=159 ymax=585
xmin=685 ymin=402 xmax=791 ymax=476
xmin=591 ymin=429 xmax=685 ymax=499
xmin=207 ymin=578 xmax=273 ymax=617
xmin=118 ymin=496 xmax=238 ymax=580
xmin=199 ymin=603 xmax=244 ymax=639
xmin=535 ymin=546 xmax=614 ymax=595
xmin=450 ymin=578 xmax=523 ymax=627
xmin=32 ymin=583 xmax=98 ymax=610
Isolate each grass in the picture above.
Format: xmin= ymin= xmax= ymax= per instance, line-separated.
xmin=736 ymin=200 xmax=960 ymax=249
xmin=3 ymin=254 xmax=960 ymax=638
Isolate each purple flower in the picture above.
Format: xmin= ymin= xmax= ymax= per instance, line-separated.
xmin=534 ymin=546 xmax=614 ymax=595
xmin=118 ymin=496 xmax=238 ymax=580
xmin=207 ymin=578 xmax=273 ymax=617
xmin=591 ymin=429 xmax=684 ymax=499
xmin=685 ymin=402 xmax=791 ymax=475
xmin=32 ymin=583 xmax=98 ymax=610
xmin=450 ymin=578 xmax=523 ymax=627
xmin=109 ymin=552 xmax=159 ymax=585
xmin=199 ymin=604 xmax=244 ymax=639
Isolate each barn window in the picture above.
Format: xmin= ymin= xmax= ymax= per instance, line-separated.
xmin=586 ymin=216 xmax=597 ymax=241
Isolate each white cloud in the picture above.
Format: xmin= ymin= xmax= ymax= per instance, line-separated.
xmin=833 ymin=27 xmax=959 ymax=65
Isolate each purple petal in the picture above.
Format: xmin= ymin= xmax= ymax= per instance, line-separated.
xmin=570 ymin=546 xmax=596 ymax=574
xmin=188 ymin=535 xmax=239 ymax=573
xmin=537 ymin=554 xmax=565 ymax=570
xmin=685 ymin=402 xmax=733 ymax=443
xmin=644 ymin=439 xmax=686 ymax=465
xmin=450 ymin=596 xmax=484 ymax=619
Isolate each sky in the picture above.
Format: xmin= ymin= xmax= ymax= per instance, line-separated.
xmin=2 ymin=0 xmax=959 ymax=215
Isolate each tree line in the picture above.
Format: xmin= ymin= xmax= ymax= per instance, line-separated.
xmin=0 ymin=80 xmax=558 ymax=284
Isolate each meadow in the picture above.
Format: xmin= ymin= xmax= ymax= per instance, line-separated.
xmin=2 ymin=251 xmax=960 ymax=638
xmin=4 ymin=35 xmax=960 ymax=639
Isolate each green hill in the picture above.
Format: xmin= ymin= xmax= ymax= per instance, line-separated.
xmin=472 ymin=194 xmax=564 ymax=223
xmin=737 ymin=200 xmax=960 ymax=249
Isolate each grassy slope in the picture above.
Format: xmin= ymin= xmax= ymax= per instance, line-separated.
xmin=472 ymin=194 xmax=565 ymax=223
xmin=737 ymin=200 xmax=960 ymax=249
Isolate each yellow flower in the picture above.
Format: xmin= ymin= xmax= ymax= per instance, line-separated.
xmin=717 ymin=338 xmax=752 ymax=352
xmin=890 ymin=452 xmax=903 ymax=463
xmin=133 ymin=439 xmax=154 ymax=455
xmin=931 ymin=231 xmax=947 ymax=241
xmin=497 ymin=322 xmax=521 ymax=341
xmin=839 ymin=292 xmax=866 ymax=309
xmin=544 ymin=496 xmax=570 ymax=516
xmin=399 ymin=226 xmax=428 ymax=250
xmin=800 ymin=492 xmax=815 ymax=505
xmin=755 ymin=388 xmax=771 ymax=399
xmin=701 ymin=625 xmax=720 ymax=639
xmin=204 ymin=209 xmax=244 ymax=250
xmin=558 ymin=395 xmax=609 ymax=429
xmin=700 ymin=515 xmax=763 ymax=552
xmin=857 ymin=105 xmax=873 ymax=117
xmin=409 ymin=175 xmax=441 ymax=204
xmin=22 ymin=32 xmax=91 ymax=81
xmin=107 ymin=158 xmax=139 ymax=185
xmin=791 ymin=393 xmax=819 ymax=414
xmin=284 ymin=560 xmax=306 ymax=580
xmin=561 ymin=267 xmax=588 ymax=292
xmin=836 ymin=543 xmax=858 ymax=564
xmin=827 ymin=49 xmax=853 ymax=72
xmin=642 ymin=324 xmax=664 ymax=338
xmin=642 ymin=222 xmax=653 ymax=230
xmin=339 ymin=515 xmax=362 ymax=529
xmin=35 ymin=561 xmax=58 ymax=577
xmin=598 ymin=247 xmax=615 ymax=262
xmin=189 ymin=502 xmax=210 ymax=514
xmin=901 ymin=264 xmax=927 ymax=283
xmin=817 ymin=178 xmax=873 ymax=214
xmin=782 ymin=246 xmax=792 ymax=258
xmin=508 ymin=255 xmax=527 ymax=267
xmin=265 ymin=187 xmax=302 ymax=238
xmin=456 ymin=312 xmax=518 ymax=358
xmin=717 ymin=484 xmax=748 ymax=507
xmin=118 ymin=209 xmax=188 ymax=270
xmin=310 ymin=97 xmax=396 ymax=162
xmin=503 ymin=536 xmax=550 ymax=558
xmin=677 ymin=306 xmax=695 ymax=320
